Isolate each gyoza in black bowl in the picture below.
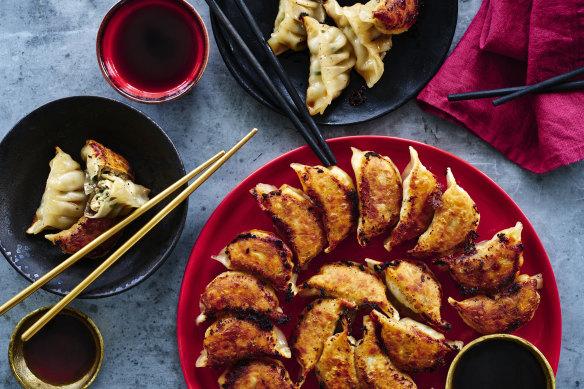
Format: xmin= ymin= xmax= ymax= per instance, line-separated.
xmin=0 ymin=96 xmax=187 ymax=298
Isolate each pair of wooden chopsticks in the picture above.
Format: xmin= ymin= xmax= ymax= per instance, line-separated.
xmin=203 ymin=0 xmax=337 ymax=167
xmin=448 ymin=66 xmax=584 ymax=104
xmin=0 ymin=128 xmax=257 ymax=342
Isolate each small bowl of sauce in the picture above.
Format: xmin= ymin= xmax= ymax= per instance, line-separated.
xmin=9 ymin=307 xmax=103 ymax=389
xmin=446 ymin=334 xmax=555 ymax=389
xmin=97 ymin=0 xmax=209 ymax=103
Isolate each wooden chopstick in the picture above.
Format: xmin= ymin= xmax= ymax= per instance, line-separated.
xmin=448 ymin=80 xmax=584 ymax=101
xmin=232 ymin=0 xmax=337 ymax=166
xmin=203 ymin=0 xmax=335 ymax=167
xmin=493 ymin=66 xmax=584 ymax=106
xmin=21 ymin=128 xmax=258 ymax=342
xmin=0 ymin=151 xmax=226 ymax=317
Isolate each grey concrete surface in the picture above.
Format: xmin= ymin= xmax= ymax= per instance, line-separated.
xmin=0 ymin=0 xmax=582 ymax=388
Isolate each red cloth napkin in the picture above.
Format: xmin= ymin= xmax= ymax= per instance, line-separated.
xmin=417 ymin=0 xmax=584 ymax=173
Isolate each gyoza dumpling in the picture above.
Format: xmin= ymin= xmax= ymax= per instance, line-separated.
xmin=449 ymin=274 xmax=542 ymax=335
xmin=82 ymin=140 xmax=150 ymax=218
xmin=351 ymin=148 xmax=402 ymax=246
xmin=268 ymin=0 xmax=325 ymax=55
xmin=300 ymin=261 xmax=399 ymax=318
xmin=212 ymin=230 xmax=297 ymax=296
xmin=196 ymin=316 xmax=291 ymax=369
xmin=27 ymin=147 xmax=87 ymax=234
xmin=410 ymin=168 xmax=480 ymax=258
xmin=442 ymin=222 xmax=524 ymax=294
xmin=370 ymin=310 xmax=463 ymax=373
xmin=384 ymin=146 xmax=441 ymax=252
xmin=250 ymin=184 xmax=326 ymax=269
xmin=354 ymin=316 xmax=416 ymax=388
xmin=303 ymin=16 xmax=356 ymax=116
xmin=290 ymin=298 xmax=355 ymax=378
xmin=218 ymin=359 xmax=296 ymax=389
xmin=361 ymin=0 xmax=420 ymax=35
xmin=367 ymin=258 xmax=450 ymax=331
xmin=315 ymin=317 xmax=360 ymax=389
xmin=196 ymin=271 xmax=288 ymax=325
xmin=45 ymin=216 xmax=122 ymax=258
xmin=323 ymin=0 xmax=393 ymax=88
xmin=290 ymin=163 xmax=358 ymax=253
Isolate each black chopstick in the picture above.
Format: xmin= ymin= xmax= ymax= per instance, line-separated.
xmin=492 ymin=66 xmax=584 ymax=106
xmin=232 ymin=0 xmax=336 ymax=166
xmin=203 ymin=0 xmax=334 ymax=166
xmin=448 ymin=80 xmax=584 ymax=102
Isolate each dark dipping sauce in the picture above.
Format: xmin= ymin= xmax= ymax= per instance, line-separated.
xmin=23 ymin=314 xmax=97 ymax=385
xmin=105 ymin=0 xmax=202 ymax=93
xmin=452 ymin=339 xmax=547 ymax=389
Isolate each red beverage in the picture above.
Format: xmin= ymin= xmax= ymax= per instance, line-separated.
xmin=98 ymin=0 xmax=209 ymax=102
xmin=23 ymin=314 xmax=98 ymax=385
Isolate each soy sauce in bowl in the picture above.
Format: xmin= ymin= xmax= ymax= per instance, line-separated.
xmin=447 ymin=335 xmax=555 ymax=389
xmin=98 ymin=0 xmax=209 ymax=103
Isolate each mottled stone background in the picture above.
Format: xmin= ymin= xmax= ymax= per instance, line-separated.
xmin=0 ymin=0 xmax=582 ymax=388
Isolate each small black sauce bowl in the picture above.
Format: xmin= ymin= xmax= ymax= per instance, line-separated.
xmin=446 ymin=334 xmax=555 ymax=389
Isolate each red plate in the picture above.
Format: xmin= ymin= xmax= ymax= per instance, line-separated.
xmin=177 ymin=136 xmax=561 ymax=388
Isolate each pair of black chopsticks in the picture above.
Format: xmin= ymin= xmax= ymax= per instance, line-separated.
xmin=203 ymin=0 xmax=337 ymax=166
xmin=448 ymin=66 xmax=584 ymax=105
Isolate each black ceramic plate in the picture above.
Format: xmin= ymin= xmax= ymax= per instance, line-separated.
xmin=211 ymin=0 xmax=458 ymax=125
xmin=0 ymin=96 xmax=187 ymax=298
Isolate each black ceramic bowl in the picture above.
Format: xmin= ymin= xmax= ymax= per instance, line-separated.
xmin=0 ymin=96 xmax=187 ymax=298
xmin=211 ymin=0 xmax=458 ymax=125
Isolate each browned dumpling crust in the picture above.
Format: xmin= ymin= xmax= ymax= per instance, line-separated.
xmin=443 ymin=222 xmax=524 ymax=294
xmin=448 ymin=274 xmax=542 ymax=335
xmin=366 ymin=0 xmax=420 ymax=35
xmin=196 ymin=316 xmax=290 ymax=369
xmin=196 ymin=271 xmax=288 ymax=325
xmin=291 ymin=163 xmax=358 ymax=253
xmin=315 ymin=317 xmax=360 ymax=389
xmin=351 ymin=148 xmax=403 ymax=246
xmin=290 ymin=298 xmax=355 ymax=378
xmin=250 ymin=184 xmax=326 ymax=269
xmin=370 ymin=310 xmax=462 ymax=373
xmin=81 ymin=139 xmax=134 ymax=180
xmin=367 ymin=258 xmax=450 ymax=331
xmin=217 ymin=359 xmax=296 ymax=389
xmin=355 ymin=316 xmax=417 ymax=389
xmin=45 ymin=215 xmax=122 ymax=258
xmin=384 ymin=146 xmax=441 ymax=252
xmin=300 ymin=261 xmax=399 ymax=319
xmin=410 ymin=168 xmax=480 ymax=258
xmin=212 ymin=229 xmax=296 ymax=295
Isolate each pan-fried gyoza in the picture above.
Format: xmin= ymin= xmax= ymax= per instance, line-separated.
xmin=212 ymin=229 xmax=297 ymax=295
xmin=250 ymin=184 xmax=326 ymax=269
xmin=290 ymin=163 xmax=358 ymax=253
xmin=196 ymin=271 xmax=288 ymax=325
